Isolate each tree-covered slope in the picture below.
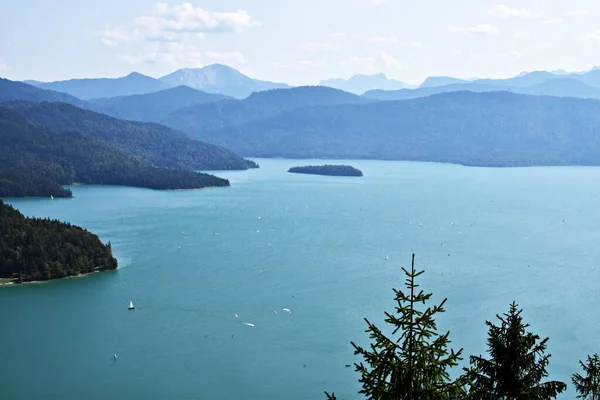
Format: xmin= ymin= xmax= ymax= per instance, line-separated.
xmin=89 ymin=85 xmax=230 ymax=123
xmin=3 ymin=101 xmax=257 ymax=171
xmin=160 ymin=85 xmax=371 ymax=135
xmin=29 ymin=72 xmax=170 ymax=100
xmin=194 ymin=91 xmax=600 ymax=167
xmin=0 ymin=108 xmax=230 ymax=197
xmin=0 ymin=200 xmax=118 ymax=282
xmin=0 ymin=77 xmax=95 ymax=110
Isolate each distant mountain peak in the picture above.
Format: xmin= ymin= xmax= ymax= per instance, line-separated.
xmin=159 ymin=64 xmax=289 ymax=99
xmin=319 ymin=73 xmax=411 ymax=94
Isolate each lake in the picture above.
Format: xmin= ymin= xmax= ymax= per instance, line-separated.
xmin=1 ymin=158 xmax=599 ymax=399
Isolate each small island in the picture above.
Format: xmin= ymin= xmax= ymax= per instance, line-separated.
xmin=0 ymin=200 xmax=118 ymax=284
xmin=288 ymin=165 xmax=363 ymax=177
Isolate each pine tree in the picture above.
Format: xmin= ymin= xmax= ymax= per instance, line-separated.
xmin=326 ymin=254 xmax=464 ymax=399
xmin=573 ymin=353 xmax=600 ymax=399
xmin=465 ymin=302 xmax=567 ymax=399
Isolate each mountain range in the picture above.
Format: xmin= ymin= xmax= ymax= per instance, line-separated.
xmin=26 ymin=64 xmax=289 ymax=100
xmin=319 ymin=73 xmax=412 ymax=94
xmin=187 ymin=91 xmax=600 ymax=167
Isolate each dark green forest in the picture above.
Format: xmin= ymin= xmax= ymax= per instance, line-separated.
xmin=0 ymin=200 xmax=117 ymax=282
xmin=288 ymin=165 xmax=363 ymax=177
xmin=0 ymin=108 xmax=230 ymax=197
xmin=2 ymin=101 xmax=257 ymax=171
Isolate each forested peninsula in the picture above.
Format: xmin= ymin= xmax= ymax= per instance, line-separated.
xmin=288 ymin=165 xmax=363 ymax=177
xmin=0 ymin=200 xmax=118 ymax=284
xmin=0 ymin=108 xmax=229 ymax=198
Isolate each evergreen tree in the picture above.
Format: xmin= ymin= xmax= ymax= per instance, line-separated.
xmin=465 ymin=302 xmax=566 ymax=399
xmin=573 ymin=353 xmax=600 ymax=399
xmin=326 ymin=254 xmax=465 ymax=399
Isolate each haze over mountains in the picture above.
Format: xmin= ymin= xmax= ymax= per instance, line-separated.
xmin=6 ymin=63 xmax=600 ymax=198
xmin=26 ymin=64 xmax=289 ymax=100
xmin=319 ymin=73 xmax=413 ymax=94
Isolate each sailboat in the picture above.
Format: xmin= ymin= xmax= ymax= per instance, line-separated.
xmin=128 ymin=301 xmax=135 ymax=310
xmin=50 ymin=195 xmax=54 ymax=200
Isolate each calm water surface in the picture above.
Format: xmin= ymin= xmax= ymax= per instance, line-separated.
xmin=1 ymin=159 xmax=599 ymax=399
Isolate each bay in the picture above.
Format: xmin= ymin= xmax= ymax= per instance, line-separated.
xmin=1 ymin=158 xmax=599 ymax=399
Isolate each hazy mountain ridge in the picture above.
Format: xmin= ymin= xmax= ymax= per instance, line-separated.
xmin=183 ymin=91 xmax=600 ymax=167
xmin=28 ymin=72 xmax=171 ymax=100
xmin=319 ymin=73 xmax=412 ymax=94
xmin=159 ymin=85 xmax=371 ymax=135
xmin=88 ymin=85 xmax=230 ymax=123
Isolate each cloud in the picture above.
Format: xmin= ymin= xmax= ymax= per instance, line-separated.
xmin=566 ymin=9 xmax=590 ymax=16
xmin=369 ymin=35 xmax=399 ymax=43
xmin=496 ymin=51 xmax=521 ymax=59
xmin=349 ymin=52 xmax=406 ymax=73
xmin=584 ymin=32 xmax=600 ymax=44
xmin=449 ymin=24 xmax=500 ymax=36
xmin=301 ymin=41 xmax=338 ymax=52
xmin=301 ymin=32 xmax=346 ymax=52
xmin=541 ymin=18 xmax=563 ymax=24
xmin=271 ymin=59 xmax=328 ymax=70
xmin=0 ymin=58 xmax=7 ymax=70
xmin=120 ymin=41 xmax=246 ymax=69
xmin=513 ymin=29 xmax=530 ymax=39
xmin=491 ymin=4 xmax=534 ymax=18
xmin=405 ymin=41 xmax=423 ymax=48
xmin=98 ymin=2 xmax=258 ymax=47
xmin=380 ymin=52 xmax=405 ymax=69
xmin=364 ymin=0 xmax=388 ymax=6
xmin=368 ymin=36 xmax=423 ymax=48
xmin=330 ymin=32 xmax=346 ymax=41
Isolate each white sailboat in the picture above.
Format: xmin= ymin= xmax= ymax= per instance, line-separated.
xmin=50 ymin=195 xmax=54 ymax=200
xmin=128 ymin=300 xmax=135 ymax=310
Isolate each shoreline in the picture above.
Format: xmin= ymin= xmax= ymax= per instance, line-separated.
xmin=0 ymin=269 xmax=116 ymax=288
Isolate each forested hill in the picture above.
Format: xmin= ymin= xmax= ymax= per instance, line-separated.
xmin=0 ymin=108 xmax=230 ymax=197
xmin=88 ymin=85 xmax=230 ymax=123
xmin=160 ymin=85 xmax=370 ymax=136
xmin=0 ymin=77 xmax=98 ymax=111
xmin=2 ymin=101 xmax=257 ymax=171
xmin=0 ymin=200 xmax=118 ymax=283
xmin=195 ymin=91 xmax=600 ymax=167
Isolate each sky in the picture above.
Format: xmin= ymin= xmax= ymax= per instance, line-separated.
xmin=1 ymin=0 xmax=600 ymax=86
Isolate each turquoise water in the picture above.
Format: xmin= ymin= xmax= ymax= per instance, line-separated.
xmin=1 ymin=159 xmax=600 ymax=399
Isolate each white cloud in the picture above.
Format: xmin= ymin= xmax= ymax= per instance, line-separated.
xmin=348 ymin=52 xmax=406 ymax=74
xmin=491 ymin=4 xmax=534 ymax=18
xmin=380 ymin=52 xmax=405 ymax=69
xmin=449 ymin=24 xmax=500 ymax=36
xmin=330 ymin=32 xmax=346 ymax=41
xmin=405 ymin=41 xmax=424 ymax=48
xmin=496 ymin=51 xmax=521 ymax=59
xmin=99 ymin=2 xmax=258 ymax=47
xmin=120 ymin=41 xmax=245 ymax=69
xmin=513 ymin=29 xmax=530 ymax=39
xmin=584 ymin=32 xmax=600 ymax=44
xmin=364 ymin=0 xmax=388 ymax=6
xmin=301 ymin=32 xmax=346 ymax=52
xmin=566 ymin=9 xmax=590 ymax=16
xmin=541 ymin=18 xmax=563 ymax=24
xmin=350 ymin=56 xmax=378 ymax=74
xmin=301 ymin=41 xmax=338 ymax=52
xmin=203 ymin=52 xmax=246 ymax=65
xmin=368 ymin=36 xmax=423 ymax=48
xmin=271 ymin=59 xmax=327 ymax=70
xmin=0 ymin=58 xmax=7 ymax=70
xmin=369 ymin=35 xmax=399 ymax=44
